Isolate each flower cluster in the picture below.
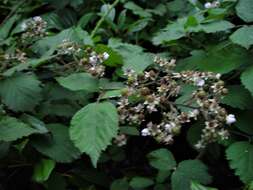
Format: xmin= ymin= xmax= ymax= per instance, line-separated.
xmin=79 ymin=49 xmax=110 ymax=77
xmin=4 ymin=49 xmax=27 ymax=63
xmin=57 ymin=39 xmax=81 ymax=55
xmin=204 ymin=1 xmax=220 ymax=9
xmin=21 ymin=16 xmax=47 ymax=41
xmin=116 ymin=57 xmax=235 ymax=149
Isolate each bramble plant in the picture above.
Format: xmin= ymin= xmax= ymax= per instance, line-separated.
xmin=0 ymin=0 xmax=253 ymax=190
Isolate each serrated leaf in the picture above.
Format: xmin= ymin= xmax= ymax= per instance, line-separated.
xmin=70 ymin=102 xmax=119 ymax=167
xmin=0 ymin=73 xmax=42 ymax=112
xmin=0 ymin=14 xmax=20 ymax=41
xmin=147 ymin=148 xmax=176 ymax=171
xmin=221 ymin=85 xmax=253 ymax=109
xmin=0 ymin=116 xmax=40 ymax=142
xmin=130 ymin=177 xmax=154 ymax=189
xmin=56 ymin=73 xmax=99 ymax=92
xmin=230 ymin=26 xmax=253 ymax=49
xmin=236 ymin=0 xmax=253 ymax=23
xmin=171 ymin=160 xmax=212 ymax=190
xmin=32 ymin=124 xmax=81 ymax=163
xmin=241 ymin=66 xmax=253 ymax=96
xmin=226 ymin=141 xmax=253 ymax=183
xmin=32 ymin=159 xmax=55 ymax=183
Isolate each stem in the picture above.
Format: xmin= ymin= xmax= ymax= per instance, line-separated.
xmin=90 ymin=0 xmax=120 ymax=38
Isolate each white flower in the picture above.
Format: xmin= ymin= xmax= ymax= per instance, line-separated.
xmin=164 ymin=124 xmax=172 ymax=131
xmin=196 ymin=78 xmax=205 ymax=86
xmin=103 ymin=52 xmax=110 ymax=60
xmin=226 ymin=114 xmax=236 ymax=125
xmin=89 ymin=55 xmax=98 ymax=65
xmin=33 ymin=16 xmax=42 ymax=22
xmin=21 ymin=22 xmax=27 ymax=31
xmin=141 ymin=128 xmax=151 ymax=136
xmin=204 ymin=2 xmax=212 ymax=9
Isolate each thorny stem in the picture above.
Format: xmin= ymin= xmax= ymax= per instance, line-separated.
xmin=90 ymin=0 xmax=120 ymax=38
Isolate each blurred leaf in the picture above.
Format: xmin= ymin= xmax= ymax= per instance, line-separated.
xmin=241 ymin=65 xmax=253 ymax=96
xmin=191 ymin=181 xmax=217 ymax=190
xmin=110 ymin=178 xmax=128 ymax=190
xmin=101 ymin=4 xmax=116 ymax=22
xmin=0 ymin=14 xmax=20 ymax=41
xmin=32 ymin=159 xmax=55 ymax=183
xmin=130 ymin=177 xmax=154 ymax=189
xmin=236 ymin=0 xmax=253 ymax=22
xmin=230 ymin=26 xmax=253 ymax=49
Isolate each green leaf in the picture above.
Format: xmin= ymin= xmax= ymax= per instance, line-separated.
xmin=32 ymin=159 xmax=55 ymax=183
xmin=191 ymin=181 xmax=217 ymax=190
xmin=152 ymin=18 xmax=186 ymax=45
xmin=156 ymin=170 xmax=171 ymax=183
xmin=32 ymin=124 xmax=81 ymax=163
xmin=0 ymin=116 xmax=40 ymax=142
xmin=147 ymin=148 xmax=176 ymax=171
xmin=110 ymin=178 xmax=129 ymax=190
xmin=171 ymin=160 xmax=212 ymax=190
xmin=241 ymin=66 xmax=253 ymax=96
xmin=0 ymin=73 xmax=42 ymax=112
xmin=101 ymin=4 xmax=116 ymax=22
xmin=124 ymin=2 xmax=152 ymax=18
xmin=70 ymin=102 xmax=119 ymax=167
xmin=56 ymin=73 xmax=99 ymax=92
xmin=198 ymin=45 xmax=250 ymax=74
xmin=130 ymin=177 xmax=154 ymax=189
xmin=201 ymin=20 xmax=234 ymax=33
xmin=236 ymin=0 xmax=253 ymax=23
xmin=0 ymin=14 xmax=20 ymax=41
xmin=108 ymin=39 xmax=153 ymax=73
xmin=120 ymin=126 xmax=139 ymax=136
xmin=221 ymin=85 xmax=253 ymax=109
xmin=226 ymin=141 xmax=253 ymax=183
xmin=230 ymin=26 xmax=253 ymax=49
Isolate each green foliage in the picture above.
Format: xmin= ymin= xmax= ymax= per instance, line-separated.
xmin=147 ymin=148 xmax=176 ymax=171
xmin=32 ymin=124 xmax=81 ymax=163
xmin=230 ymin=26 xmax=253 ymax=49
xmin=236 ymin=0 xmax=253 ymax=22
xmin=0 ymin=116 xmax=43 ymax=141
xmin=70 ymin=102 xmax=119 ymax=167
xmin=171 ymin=160 xmax=212 ymax=190
xmin=32 ymin=159 xmax=55 ymax=183
xmin=0 ymin=73 xmax=42 ymax=111
xmin=56 ymin=73 xmax=99 ymax=92
xmin=129 ymin=177 xmax=154 ymax=189
xmin=0 ymin=0 xmax=253 ymax=189
xmin=226 ymin=141 xmax=253 ymax=183
xmin=241 ymin=66 xmax=253 ymax=96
